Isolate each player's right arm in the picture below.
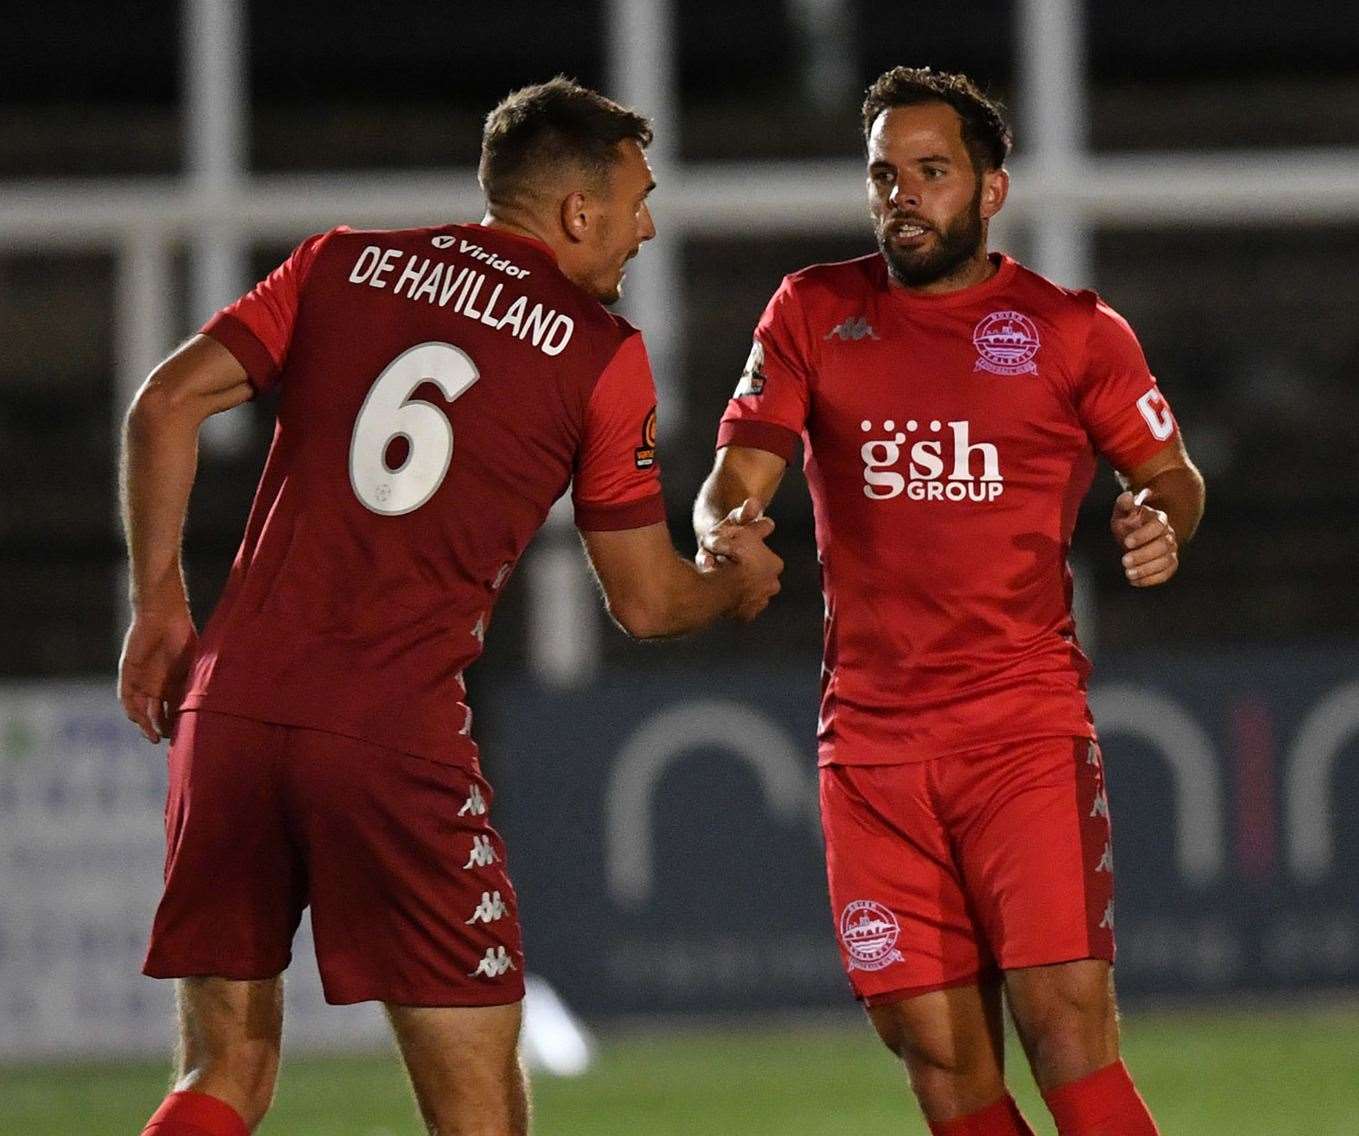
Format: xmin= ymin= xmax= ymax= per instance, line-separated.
xmin=582 ymin=508 xmax=782 ymax=639
xmin=118 ymin=231 xmax=328 ymax=741
xmin=693 ymin=276 xmax=810 ymax=567
xmin=118 ymin=335 xmax=254 ymax=742
xmin=692 ymin=446 xmax=789 ymax=569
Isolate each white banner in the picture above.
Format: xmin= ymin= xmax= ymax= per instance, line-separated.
xmin=0 ymin=683 xmax=387 ymax=1059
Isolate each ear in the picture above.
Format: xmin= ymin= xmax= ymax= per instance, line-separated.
xmin=980 ymin=166 xmax=1009 ymax=221
xmin=559 ymin=190 xmax=590 ymax=244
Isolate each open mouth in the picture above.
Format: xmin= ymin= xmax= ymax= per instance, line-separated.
xmin=889 ymin=221 xmax=933 ymax=244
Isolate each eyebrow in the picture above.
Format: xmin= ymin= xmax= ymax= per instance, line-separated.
xmin=868 ymin=155 xmax=953 ymax=167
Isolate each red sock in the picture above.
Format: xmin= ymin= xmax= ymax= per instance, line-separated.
xmin=928 ymin=1094 xmax=1038 ymax=1135
xmin=1042 ymin=1060 xmax=1159 ymax=1136
xmin=141 ymin=1090 xmax=249 ymax=1136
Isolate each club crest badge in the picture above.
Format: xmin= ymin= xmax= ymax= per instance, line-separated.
xmin=973 ymin=310 xmax=1040 ymax=375
xmin=839 ymin=899 xmax=904 ymax=972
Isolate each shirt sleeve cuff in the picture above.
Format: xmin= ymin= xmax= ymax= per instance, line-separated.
xmin=202 ymin=312 xmax=279 ymax=393
xmin=716 ymin=418 xmax=800 ymax=464
xmin=1112 ymin=432 xmax=1178 ymax=475
xmin=574 ymin=491 xmax=667 ymax=532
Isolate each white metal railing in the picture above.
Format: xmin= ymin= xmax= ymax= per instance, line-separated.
xmin=3 ymin=0 xmax=1358 ymax=679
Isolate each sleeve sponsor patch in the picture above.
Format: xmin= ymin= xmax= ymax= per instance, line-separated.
xmin=634 ymin=406 xmax=658 ymax=469
xmin=733 ymin=340 xmax=766 ymax=397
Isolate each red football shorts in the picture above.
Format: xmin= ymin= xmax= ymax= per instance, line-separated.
xmin=820 ymin=736 xmax=1114 ymax=1005
xmin=143 ymin=710 xmax=525 ymax=1006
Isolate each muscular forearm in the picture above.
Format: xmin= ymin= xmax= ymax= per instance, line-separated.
xmin=121 ymin=392 xmax=202 ymax=610
xmin=615 ymin=552 xmax=746 ymax=640
xmin=693 ymin=465 xmax=758 ymax=550
xmin=1134 ymin=464 xmax=1205 ymax=544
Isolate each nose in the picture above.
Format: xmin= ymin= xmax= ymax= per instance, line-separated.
xmin=638 ymin=201 xmax=656 ymax=243
xmin=891 ymin=182 xmax=924 ymax=210
xmin=889 ymin=179 xmax=921 ymax=210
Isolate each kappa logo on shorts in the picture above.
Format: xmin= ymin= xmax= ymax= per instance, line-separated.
xmin=470 ymin=945 xmax=516 ymax=978
xmin=463 ymin=835 xmax=498 ymax=869
xmin=458 ymin=784 xmax=487 ymax=817
xmin=466 ymin=890 xmax=508 ymax=925
xmin=839 ymin=899 xmax=904 ymax=972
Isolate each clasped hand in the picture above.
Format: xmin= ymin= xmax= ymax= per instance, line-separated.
xmin=1110 ymin=490 xmax=1179 ymax=587
xmin=697 ymin=498 xmax=783 ymax=620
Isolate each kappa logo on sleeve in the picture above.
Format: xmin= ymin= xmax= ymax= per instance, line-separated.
xmin=634 ymin=407 xmax=658 ymax=469
xmin=733 ymin=340 xmax=767 ymax=397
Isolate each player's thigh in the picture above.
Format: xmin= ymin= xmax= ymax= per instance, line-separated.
xmin=284 ymin=729 xmax=525 ymax=1008
xmin=948 ymin=737 xmax=1114 ymax=971
xmin=144 ymin=711 xmax=305 ymax=981
xmin=820 ymin=762 xmax=994 ymax=1003
xmin=386 ymin=1001 xmax=525 ymax=1126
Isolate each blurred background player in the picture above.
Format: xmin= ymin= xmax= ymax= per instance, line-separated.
xmin=695 ymin=67 xmax=1204 ymax=1136
xmin=117 ymin=77 xmax=781 ymax=1136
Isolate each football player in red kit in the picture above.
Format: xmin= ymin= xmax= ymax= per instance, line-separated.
xmin=119 ymin=79 xmax=781 ymax=1136
xmin=695 ymin=68 xmax=1204 ymax=1136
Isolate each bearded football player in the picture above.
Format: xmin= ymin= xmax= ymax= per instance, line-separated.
xmin=695 ymin=67 xmax=1204 ymax=1136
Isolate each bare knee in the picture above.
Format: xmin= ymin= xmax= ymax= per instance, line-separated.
xmin=175 ymin=977 xmax=283 ymax=1131
xmin=1006 ymin=961 xmax=1120 ymax=1089
xmin=176 ymin=1044 xmax=280 ymax=1130
xmin=388 ymin=1001 xmax=526 ymax=1136
xmin=867 ymin=987 xmax=1006 ymax=1121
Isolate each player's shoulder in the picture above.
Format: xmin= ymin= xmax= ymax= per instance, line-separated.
xmin=767 ymin=254 xmax=885 ymax=327
xmin=1005 ymin=256 xmax=1142 ymax=347
xmin=781 ymin=252 xmax=884 ymax=299
xmin=1006 ymin=257 xmax=1100 ymax=318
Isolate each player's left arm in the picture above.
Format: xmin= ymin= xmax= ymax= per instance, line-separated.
xmin=118 ymin=335 xmax=254 ymax=742
xmin=1110 ymin=434 xmax=1206 ymax=588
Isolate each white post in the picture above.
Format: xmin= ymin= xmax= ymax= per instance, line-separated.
xmin=788 ymin=0 xmax=857 ymax=113
xmin=523 ymin=0 xmax=685 ymax=689
xmin=527 ymin=497 xmax=602 ymax=689
xmin=606 ymin=0 xmax=683 ymax=438
xmin=185 ymin=0 xmax=252 ymax=454
xmin=113 ymin=229 xmax=175 ymax=624
xmin=1017 ymin=0 xmax=1093 ymax=289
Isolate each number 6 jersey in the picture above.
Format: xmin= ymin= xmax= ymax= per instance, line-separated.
xmin=184 ymin=225 xmax=664 ymax=767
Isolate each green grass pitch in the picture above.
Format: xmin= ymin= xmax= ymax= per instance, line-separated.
xmin=2 ymin=1001 xmax=1354 ymax=1134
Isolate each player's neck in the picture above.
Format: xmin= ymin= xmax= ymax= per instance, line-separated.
xmin=479 ymin=210 xmax=557 ymax=255
xmin=890 ymin=247 xmax=999 ymax=298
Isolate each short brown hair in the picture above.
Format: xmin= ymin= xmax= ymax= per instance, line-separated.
xmin=862 ymin=67 xmax=1012 ymax=174
xmin=479 ymin=77 xmax=653 ymax=204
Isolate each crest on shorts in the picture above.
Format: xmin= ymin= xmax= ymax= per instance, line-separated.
xmin=973 ymin=310 xmax=1040 ymax=375
xmin=839 ymin=899 xmax=904 ymax=972
xmin=734 ymin=340 xmax=766 ymax=397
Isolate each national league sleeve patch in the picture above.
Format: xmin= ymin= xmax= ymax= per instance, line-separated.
xmin=733 ymin=339 xmax=767 ymax=397
xmin=634 ymin=406 xmax=658 ymax=469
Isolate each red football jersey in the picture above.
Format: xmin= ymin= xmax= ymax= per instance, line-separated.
xmin=184 ymin=223 xmax=664 ymax=766
xmin=719 ymin=252 xmax=1179 ymax=765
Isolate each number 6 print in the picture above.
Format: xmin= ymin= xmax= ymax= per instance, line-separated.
xmin=1136 ymin=388 xmax=1175 ymax=442
xmin=349 ymin=341 xmax=480 ymax=515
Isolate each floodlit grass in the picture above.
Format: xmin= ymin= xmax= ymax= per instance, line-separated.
xmin=3 ymin=1001 xmax=1356 ymax=1134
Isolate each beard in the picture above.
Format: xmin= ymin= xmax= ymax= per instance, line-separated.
xmin=876 ymin=184 xmax=984 ymax=288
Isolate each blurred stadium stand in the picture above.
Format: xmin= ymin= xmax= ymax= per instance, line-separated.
xmin=2 ymin=0 xmax=1358 ymax=1059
